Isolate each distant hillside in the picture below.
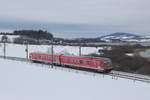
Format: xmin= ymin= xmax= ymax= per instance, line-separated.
xmin=99 ymin=32 xmax=150 ymax=42
xmin=70 ymin=32 xmax=150 ymax=43
xmin=1 ymin=30 xmax=150 ymax=44
xmin=100 ymin=32 xmax=140 ymax=38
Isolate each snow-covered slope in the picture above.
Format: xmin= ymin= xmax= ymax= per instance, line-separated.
xmin=0 ymin=59 xmax=150 ymax=100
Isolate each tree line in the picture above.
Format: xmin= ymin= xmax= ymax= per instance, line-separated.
xmin=0 ymin=30 xmax=53 ymax=44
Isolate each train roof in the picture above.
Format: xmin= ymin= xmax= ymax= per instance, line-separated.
xmin=30 ymin=52 xmax=111 ymax=61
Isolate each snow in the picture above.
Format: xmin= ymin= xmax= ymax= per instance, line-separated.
xmin=126 ymin=53 xmax=134 ymax=56
xmin=139 ymin=49 xmax=150 ymax=58
xmin=0 ymin=43 xmax=102 ymax=57
xmin=0 ymin=59 xmax=150 ymax=100
xmin=0 ymin=43 xmax=150 ymax=100
xmin=0 ymin=35 xmax=19 ymax=42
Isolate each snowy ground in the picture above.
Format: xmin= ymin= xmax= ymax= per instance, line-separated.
xmin=0 ymin=43 xmax=150 ymax=100
xmin=0 ymin=59 xmax=150 ymax=100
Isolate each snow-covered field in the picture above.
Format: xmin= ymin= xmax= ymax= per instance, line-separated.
xmin=0 ymin=43 xmax=102 ymax=57
xmin=0 ymin=43 xmax=150 ymax=100
xmin=1 ymin=59 xmax=150 ymax=100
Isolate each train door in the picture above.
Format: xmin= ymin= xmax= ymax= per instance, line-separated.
xmin=55 ymin=56 xmax=59 ymax=64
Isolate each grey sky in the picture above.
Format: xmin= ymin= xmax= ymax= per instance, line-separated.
xmin=0 ymin=0 xmax=150 ymax=38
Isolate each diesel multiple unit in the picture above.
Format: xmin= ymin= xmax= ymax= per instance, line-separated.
xmin=29 ymin=53 xmax=113 ymax=73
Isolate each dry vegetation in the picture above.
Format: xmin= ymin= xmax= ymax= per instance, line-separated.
xmin=90 ymin=45 xmax=150 ymax=75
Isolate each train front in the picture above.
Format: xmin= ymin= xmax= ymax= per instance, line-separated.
xmin=101 ymin=58 xmax=113 ymax=73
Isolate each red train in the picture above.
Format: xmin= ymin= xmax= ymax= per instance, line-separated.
xmin=29 ymin=52 xmax=113 ymax=73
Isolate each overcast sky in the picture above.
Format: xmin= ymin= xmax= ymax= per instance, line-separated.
xmin=0 ymin=0 xmax=150 ymax=38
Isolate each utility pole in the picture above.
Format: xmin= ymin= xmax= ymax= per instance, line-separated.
xmin=3 ymin=40 xmax=6 ymax=59
xmin=79 ymin=45 xmax=81 ymax=56
xmin=51 ymin=38 xmax=54 ymax=68
xmin=25 ymin=41 xmax=28 ymax=59
xmin=2 ymin=34 xmax=8 ymax=59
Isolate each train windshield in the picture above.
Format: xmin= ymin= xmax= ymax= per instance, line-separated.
xmin=104 ymin=61 xmax=112 ymax=66
xmin=103 ymin=58 xmax=112 ymax=66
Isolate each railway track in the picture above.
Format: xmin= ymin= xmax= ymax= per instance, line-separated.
xmin=1 ymin=55 xmax=150 ymax=83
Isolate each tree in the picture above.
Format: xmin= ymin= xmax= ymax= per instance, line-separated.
xmin=1 ymin=35 xmax=8 ymax=42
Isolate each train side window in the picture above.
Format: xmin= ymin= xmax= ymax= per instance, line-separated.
xmin=71 ymin=59 xmax=73 ymax=63
xmin=65 ymin=58 xmax=68 ymax=61
xmin=49 ymin=56 xmax=51 ymax=60
xmin=83 ymin=60 xmax=87 ymax=64
xmin=93 ymin=61 xmax=97 ymax=65
xmin=56 ymin=56 xmax=59 ymax=60
xmin=70 ymin=59 xmax=72 ymax=62
xmin=87 ymin=61 xmax=90 ymax=64
xmin=67 ymin=58 xmax=70 ymax=62
xmin=78 ymin=60 xmax=80 ymax=63
xmin=79 ymin=60 xmax=82 ymax=64
xmin=67 ymin=58 xmax=69 ymax=61
xmin=73 ymin=59 xmax=75 ymax=63
xmin=72 ymin=59 xmax=74 ymax=63
xmin=76 ymin=60 xmax=78 ymax=63
xmin=53 ymin=56 xmax=55 ymax=60
xmin=74 ymin=59 xmax=78 ymax=63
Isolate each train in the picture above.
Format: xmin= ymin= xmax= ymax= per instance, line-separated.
xmin=29 ymin=52 xmax=113 ymax=73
